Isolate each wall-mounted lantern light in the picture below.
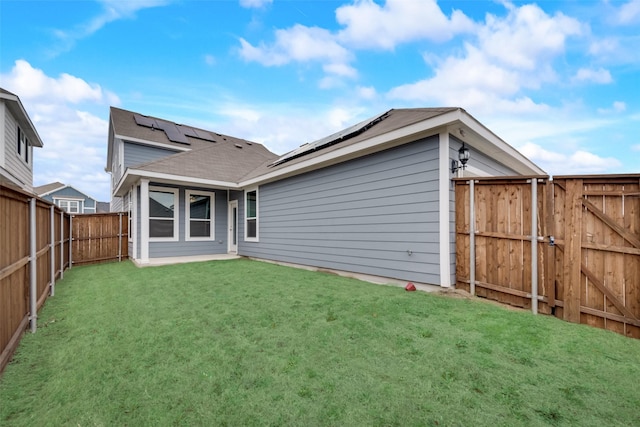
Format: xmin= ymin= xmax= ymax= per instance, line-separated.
xmin=451 ymin=143 xmax=470 ymax=174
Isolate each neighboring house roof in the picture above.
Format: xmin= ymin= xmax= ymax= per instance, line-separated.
xmin=0 ymin=88 xmax=44 ymax=148
xmin=34 ymin=181 xmax=66 ymax=196
xmin=34 ymin=181 xmax=97 ymax=202
xmin=109 ymin=106 xmax=545 ymax=196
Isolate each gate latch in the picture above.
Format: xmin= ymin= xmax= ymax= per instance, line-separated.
xmin=548 ymin=236 xmax=555 ymax=247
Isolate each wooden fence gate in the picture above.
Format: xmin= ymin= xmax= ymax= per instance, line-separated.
xmin=72 ymin=213 xmax=128 ymax=266
xmin=455 ymin=175 xmax=640 ymax=338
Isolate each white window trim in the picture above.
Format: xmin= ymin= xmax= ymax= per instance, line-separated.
xmin=149 ymin=186 xmax=179 ymax=242
xmin=185 ymin=190 xmax=215 ymax=241
xmin=55 ymin=198 xmax=83 ymax=214
xmin=244 ymin=187 xmax=259 ymax=242
xmin=17 ymin=125 xmax=29 ymax=165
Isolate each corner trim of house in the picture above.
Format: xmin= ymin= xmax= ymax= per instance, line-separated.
xmin=0 ymin=103 xmax=5 ymax=167
xmin=140 ymin=178 xmax=149 ymax=263
xmin=439 ymin=131 xmax=451 ymax=287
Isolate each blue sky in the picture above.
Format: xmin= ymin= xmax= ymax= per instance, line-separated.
xmin=1 ymin=0 xmax=639 ymax=202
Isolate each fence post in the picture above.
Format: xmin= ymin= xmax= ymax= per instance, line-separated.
xmin=60 ymin=210 xmax=64 ymax=278
xmin=29 ymin=197 xmax=37 ymax=333
xmin=118 ymin=212 xmax=123 ymax=262
xmin=69 ymin=215 xmax=73 ymax=268
xmin=50 ymin=205 xmax=55 ymax=296
xmin=531 ymin=179 xmax=538 ymax=314
xmin=563 ymin=179 xmax=583 ymax=323
xmin=469 ymin=179 xmax=476 ymax=296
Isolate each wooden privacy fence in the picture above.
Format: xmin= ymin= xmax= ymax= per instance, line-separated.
xmin=1 ymin=181 xmax=129 ymax=373
xmin=455 ymin=174 xmax=640 ymax=338
xmin=1 ymin=182 xmax=71 ymax=373
xmin=72 ymin=212 xmax=128 ymax=266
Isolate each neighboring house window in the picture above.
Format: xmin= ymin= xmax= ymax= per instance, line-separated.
xmin=57 ymin=199 xmax=80 ymax=214
xmin=149 ymin=187 xmax=179 ymax=241
xmin=185 ymin=190 xmax=215 ymax=241
xmin=245 ymin=188 xmax=258 ymax=241
xmin=17 ymin=126 xmax=29 ymax=164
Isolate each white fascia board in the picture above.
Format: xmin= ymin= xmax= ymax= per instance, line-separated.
xmin=1 ymin=92 xmax=44 ymax=148
xmin=240 ymin=109 xmax=464 ymax=188
xmin=52 ymin=195 xmax=85 ymax=201
xmin=114 ymin=134 xmax=191 ymax=152
xmin=114 ymin=168 xmax=238 ymax=196
xmin=457 ymin=113 xmax=546 ymax=175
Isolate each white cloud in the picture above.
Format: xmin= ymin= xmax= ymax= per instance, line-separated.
xmin=239 ymin=25 xmax=351 ymax=66
xmin=239 ymin=0 xmax=272 ymax=9
xmin=572 ymin=67 xmax=612 ymax=84
xmin=322 ymin=63 xmax=358 ymax=78
xmin=1 ymin=60 xmax=120 ymax=105
xmin=631 ymin=144 xmax=640 ymax=152
xmin=617 ymin=0 xmax=640 ymax=24
xmin=597 ymin=101 xmax=626 ymax=114
xmin=50 ymin=0 xmax=170 ymax=55
xmin=518 ymin=143 xmax=622 ymax=175
xmin=213 ymin=103 xmax=369 ymax=155
xmin=0 ymin=60 xmax=115 ymax=201
xmin=335 ymin=0 xmax=475 ymax=49
xmin=357 ymin=86 xmax=377 ymax=100
xmin=387 ymin=3 xmax=581 ymax=114
xmin=479 ymin=4 xmax=582 ymax=70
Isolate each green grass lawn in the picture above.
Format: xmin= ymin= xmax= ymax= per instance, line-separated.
xmin=1 ymin=259 xmax=639 ymax=426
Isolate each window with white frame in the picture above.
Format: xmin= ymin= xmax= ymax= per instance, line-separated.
xmin=245 ymin=188 xmax=258 ymax=241
xmin=57 ymin=199 xmax=80 ymax=214
xmin=17 ymin=125 xmax=29 ymax=164
xmin=186 ymin=190 xmax=215 ymax=241
xmin=149 ymin=187 xmax=179 ymax=241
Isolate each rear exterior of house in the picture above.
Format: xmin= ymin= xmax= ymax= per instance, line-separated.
xmin=35 ymin=182 xmax=100 ymax=214
xmin=107 ymin=107 xmax=543 ymax=286
xmin=0 ymin=88 xmax=43 ymax=192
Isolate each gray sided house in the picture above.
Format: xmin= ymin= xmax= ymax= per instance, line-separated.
xmin=0 ymin=88 xmax=44 ymax=192
xmin=34 ymin=182 xmax=105 ymax=214
xmin=107 ymin=107 xmax=544 ymax=287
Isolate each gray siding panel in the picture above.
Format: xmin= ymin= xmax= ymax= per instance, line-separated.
xmin=124 ymin=142 xmax=178 ymax=169
xmin=239 ymin=136 xmax=442 ymax=284
xmin=148 ymin=186 xmax=228 ymax=258
xmin=3 ymin=107 xmax=33 ymax=191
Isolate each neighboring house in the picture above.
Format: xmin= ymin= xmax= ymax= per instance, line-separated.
xmin=0 ymin=88 xmax=44 ymax=192
xmin=35 ymin=181 xmax=103 ymax=214
xmin=107 ymin=106 xmax=544 ymax=286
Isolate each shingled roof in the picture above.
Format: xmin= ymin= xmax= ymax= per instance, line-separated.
xmin=108 ymin=107 xmax=279 ymax=192
xmin=109 ymin=105 xmax=544 ymax=194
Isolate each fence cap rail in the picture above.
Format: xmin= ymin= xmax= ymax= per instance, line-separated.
xmin=553 ymin=173 xmax=640 ymax=181
xmin=452 ymin=175 xmax=549 ymax=183
xmin=1 ymin=181 xmax=70 ymax=215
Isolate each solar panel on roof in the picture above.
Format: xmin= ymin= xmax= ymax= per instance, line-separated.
xmin=159 ymin=121 xmax=189 ymax=144
xmin=179 ymin=126 xmax=216 ymax=142
xmin=134 ymin=113 xmax=157 ymax=128
xmin=270 ymin=110 xmax=390 ymax=167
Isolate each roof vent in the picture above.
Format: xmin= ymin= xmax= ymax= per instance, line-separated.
xmin=235 ymin=144 xmax=243 ymax=149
